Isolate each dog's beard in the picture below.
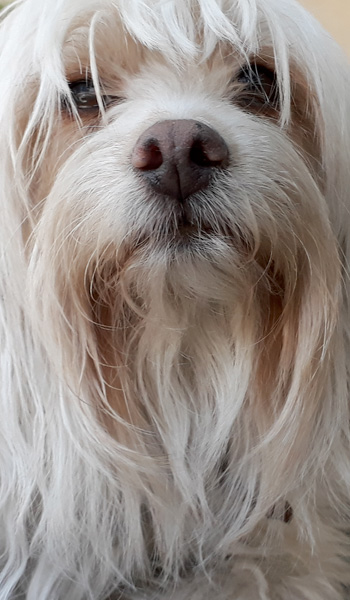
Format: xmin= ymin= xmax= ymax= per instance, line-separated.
xmin=26 ymin=113 xmax=340 ymax=547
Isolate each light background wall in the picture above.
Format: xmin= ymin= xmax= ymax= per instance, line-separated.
xmin=301 ymin=0 xmax=350 ymax=55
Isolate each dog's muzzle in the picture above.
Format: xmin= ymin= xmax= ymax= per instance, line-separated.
xmin=131 ymin=119 xmax=229 ymax=202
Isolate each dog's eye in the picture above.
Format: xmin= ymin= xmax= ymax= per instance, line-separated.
xmin=235 ymin=64 xmax=279 ymax=112
xmin=68 ymin=80 xmax=117 ymax=111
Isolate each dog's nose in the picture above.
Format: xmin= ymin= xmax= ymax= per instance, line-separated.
xmin=131 ymin=119 xmax=229 ymax=201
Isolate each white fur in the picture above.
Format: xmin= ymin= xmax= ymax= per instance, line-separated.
xmin=0 ymin=0 xmax=350 ymax=599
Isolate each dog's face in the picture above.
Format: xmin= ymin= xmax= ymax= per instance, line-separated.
xmin=36 ymin=7 xmax=324 ymax=273
xmin=2 ymin=0 xmax=350 ymax=555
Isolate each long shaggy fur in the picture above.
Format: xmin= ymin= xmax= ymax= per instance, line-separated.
xmin=1 ymin=0 xmax=350 ymax=598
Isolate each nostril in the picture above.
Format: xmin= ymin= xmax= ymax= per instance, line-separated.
xmin=132 ymin=140 xmax=163 ymax=171
xmin=190 ymin=140 xmax=215 ymax=168
xmin=189 ymin=136 xmax=229 ymax=169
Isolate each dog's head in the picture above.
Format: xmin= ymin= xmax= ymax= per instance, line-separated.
xmin=1 ymin=0 xmax=350 ymax=560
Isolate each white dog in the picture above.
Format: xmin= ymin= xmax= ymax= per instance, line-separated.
xmin=0 ymin=0 xmax=350 ymax=598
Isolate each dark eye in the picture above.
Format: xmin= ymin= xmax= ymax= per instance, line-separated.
xmin=235 ymin=64 xmax=279 ymax=112
xmin=67 ymin=80 xmax=119 ymax=112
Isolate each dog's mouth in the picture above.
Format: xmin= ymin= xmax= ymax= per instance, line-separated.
xmin=147 ymin=193 xmax=222 ymax=242
xmin=126 ymin=191 xmax=254 ymax=259
xmin=173 ymin=203 xmax=214 ymax=236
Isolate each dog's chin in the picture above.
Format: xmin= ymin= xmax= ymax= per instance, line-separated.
xmin=130 ymin=190 xmax=243 ymax=260
xmin=132 ymin=222 xmax=236 ymax=270
xmin=155 ymin=209 xmax=220 ymax=249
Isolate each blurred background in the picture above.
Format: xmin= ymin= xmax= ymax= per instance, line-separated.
xmin=0 ymin=1 xmax=349 ymax=55
xmin=302 ymin=0 xmax=350 ymax=54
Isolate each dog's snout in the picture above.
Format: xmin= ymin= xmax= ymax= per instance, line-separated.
xmin=131 ymin=119 xmax=229 ymax=201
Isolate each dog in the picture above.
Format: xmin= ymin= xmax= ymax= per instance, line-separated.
xmin=0 ymin=0 xmax=350 ymax=598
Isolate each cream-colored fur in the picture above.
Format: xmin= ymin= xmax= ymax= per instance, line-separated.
xmin=0 ymin=0 xmax=350 ymax=598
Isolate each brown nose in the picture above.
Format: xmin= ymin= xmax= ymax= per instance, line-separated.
xmin=131 ymin=119 xmax=229 ymax=201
